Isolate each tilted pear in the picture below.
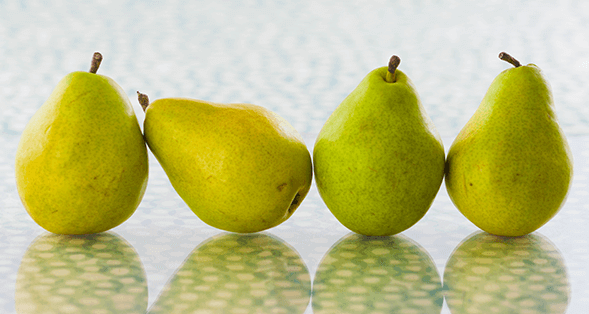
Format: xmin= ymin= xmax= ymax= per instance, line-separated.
xmin=139 ymin=93 xmax=312 ymax=233
xmin=445 ymin=52 xmax=573 ymax=237
xmin=313 ymin=56 xmax=445 ymax=236
xmin=15 ymin=52 xmax=149 ymax=234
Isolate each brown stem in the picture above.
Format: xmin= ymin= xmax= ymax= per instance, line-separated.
xmin=385 ymin=55 xmax=401 ymax=83
xmin=137 ymin=91 xmax=150 ymax=112
xmin=89 ymin=52 xmax=103 ymax=74
xmin=498 ymin=52 xmax=521 ymax=68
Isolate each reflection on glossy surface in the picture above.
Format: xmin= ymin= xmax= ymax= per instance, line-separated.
xmin=313 ymin=233 xmax=443 ymax=314
xmin=148 ymin=232 xmax=311 ymax=313
xmin=444 ymin=231 xmax=569 ymax=314
xmin=15 ymin=232 xmax=147 ymax=314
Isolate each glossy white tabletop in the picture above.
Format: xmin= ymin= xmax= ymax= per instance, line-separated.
xmin=1 ymin=1 xmax=588 ymax=313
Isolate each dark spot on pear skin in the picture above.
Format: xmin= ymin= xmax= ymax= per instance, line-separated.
xmin=469 ymin=183 xmax=473 ymax=186
xmin=288 ymin=192 xmax=301 ymax=214
xmin=277 ymin=183 xmax=287 ymax=191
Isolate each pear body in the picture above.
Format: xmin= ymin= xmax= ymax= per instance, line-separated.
xmin=445 ymin=64 xmax=573 ymax=236
xmin=15 ymin=71 xmax=149 ymax=234
xmin=313 ymin=67 xmax=445 ymax=236
xmin=143 ymin=98 xmax=312 ymax=233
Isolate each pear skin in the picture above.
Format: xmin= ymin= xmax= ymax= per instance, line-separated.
xmin=139 ymin=94 xmax=312 ymax=233
xmin=313 ymin=56 xmax=445 ymax=236
xmin=15 ymin=53 xmax=149 ymax=234
xmin=445 ymin=52 xmax=573 ymax=237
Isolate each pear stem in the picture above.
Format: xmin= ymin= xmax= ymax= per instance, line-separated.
xmin=385 ymin=55 xmax=401 ymax=83
xmin=137 ymin=91 xmax=150 ymax=112
xmin=89 ymin=52 xmax=103 ymax=74
xmin=498 ymin=52 xmax=521 ymax=68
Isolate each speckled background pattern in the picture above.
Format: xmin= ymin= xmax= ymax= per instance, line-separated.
xmin=1 ymin=1 xmax=589 ymax=313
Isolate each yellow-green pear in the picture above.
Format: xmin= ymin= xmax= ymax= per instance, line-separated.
xmin=138 ymin=93 xmax=312 ymax=233
xmin=313 ymin=56 xmax=445 ymax=236
xmin=15 ymin=52 xmax=149 ymax=234
xmin=445 ymin=52 xmax=573 ymax=237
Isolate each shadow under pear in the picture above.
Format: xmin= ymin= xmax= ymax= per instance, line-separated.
xmin=443 ymin=231 xmax=570 ymax=314
xmin=15 ymin=231 xmax=148 ymax=314
xmin=147 ymin=232 xmax=311 ymax=314
xmin=313 ymin=232 xmax=443 ymax=314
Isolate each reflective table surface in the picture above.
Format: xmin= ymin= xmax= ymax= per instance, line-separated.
xmin=1 ymin=1 xmax=588 ymax=313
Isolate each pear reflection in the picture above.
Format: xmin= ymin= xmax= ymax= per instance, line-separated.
xmin=148 ymin=232 xmax=311 ymax=313
xmin=313 ymin=233 xmax=443 ymax=314
xmin=15 ymin=232 xmax=147 ymax=314
xmin=444 ymin=231 xmax=570 ymax=314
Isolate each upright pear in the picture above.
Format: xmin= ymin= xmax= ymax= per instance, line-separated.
xmin=313 ymin=56 xmax=445 ymax=236
xmin=139 ymin=93 xmax=312 ymax=233
xmin=15 ymin=52 xmax=149 ymax=234
xmin=445 ymin=52 xmax=573 ymax=237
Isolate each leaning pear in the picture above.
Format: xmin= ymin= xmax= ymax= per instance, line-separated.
xmin=15 ymin=52 xmax=148 ymax=234
xmin=313 ymin=56 xmax=445 ymax=236
xmin=445 ymin=52 xmax=573 ymax=236
xmin=138 ymin=93 xmax=312 ymax=233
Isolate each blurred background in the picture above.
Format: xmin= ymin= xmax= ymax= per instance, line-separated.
xmin=2 ymin=0 xmax=589 ymax=138
xmin=1 ymin=1 xmax=588 ymax=313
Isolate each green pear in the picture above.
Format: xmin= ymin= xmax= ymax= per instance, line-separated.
xmin=313 ymin=56 xmax=445 ymax=236
xmin=445 ymin=52 xmax=573 ymax=237
xmin=15 ymin=232 xmax=148 ymax=314
xmin=313 ymin=233 xmax=443 ymax=314
xmin=148 ymin=232 xmax=311 ymax=313
xmin=444 ymin=231 xmax=570 ymax=314
xmin=15 ymin=52 xmax=149 ymax=234
xmin=138 ymin=93 xmax=312 ymax=233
